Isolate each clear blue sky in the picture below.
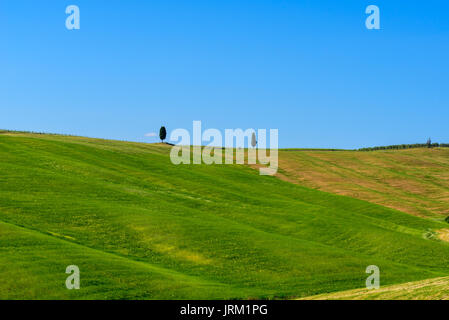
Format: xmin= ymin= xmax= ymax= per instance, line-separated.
xmin=1 ymin=0 xmax=448 ymax=148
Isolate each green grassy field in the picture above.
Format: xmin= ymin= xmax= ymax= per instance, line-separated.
xmin=1 ymin=131 xmax=449 ymax=299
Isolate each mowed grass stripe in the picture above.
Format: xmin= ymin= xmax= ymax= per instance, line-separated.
xmin=302 ymin=276 xmax=449 ymax=300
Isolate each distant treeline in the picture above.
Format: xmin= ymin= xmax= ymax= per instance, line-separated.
xmin=0 ymin=129 xmax=74 ymax=136
xmin=359 ymin=143 xmax=449 ymax=151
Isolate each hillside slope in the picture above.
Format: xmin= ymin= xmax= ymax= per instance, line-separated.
xmin=277 ymin=148 xmax=449 ymax=219
xmin=1 ymin=132 xmax=449 ymax=299
xmin=302 ymin=276 xmax=449 ymax=300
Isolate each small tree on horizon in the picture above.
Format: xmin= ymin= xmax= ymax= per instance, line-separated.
xmin=159 ymin=126 xmax=167 ymax=143
xmin=427 ymin=137 xmax=432 ymax=148
xmin=251 ymin=132 xmax=257 ymax=148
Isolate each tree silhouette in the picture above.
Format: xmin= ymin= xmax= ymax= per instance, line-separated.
xmin=159 ymin=126 xmax=167 ymax=143
xmin=251 ymin=132 xmax=257 ymax=148
xmin=427 ymin=137 xmax=432 ymax=148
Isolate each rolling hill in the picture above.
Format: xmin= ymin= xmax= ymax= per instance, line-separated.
xmin=276 ymin=148 xmax=449 ymax=219
xmin=0 ymin=131 xmax=449 ymax=299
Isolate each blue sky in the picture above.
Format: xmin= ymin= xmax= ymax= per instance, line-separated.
xmin=1 ymin=0 xmax=448 ymax=148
